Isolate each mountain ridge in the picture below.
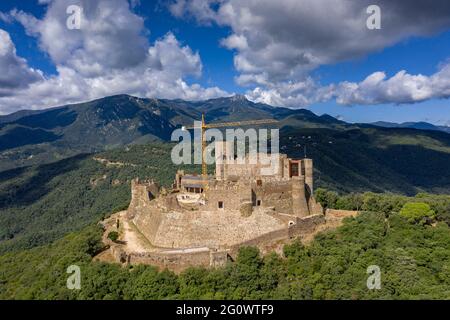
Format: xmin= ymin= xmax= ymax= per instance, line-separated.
xmin=0 ymin=94 xmax=449 ymax=197
xmin=370 ymin=120 xmax=450 ymax=134
xmin=0 ymin=94 xmax=348 ymax=171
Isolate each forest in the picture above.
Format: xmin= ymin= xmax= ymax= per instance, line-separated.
xmin=1 ymin=190 xmax=449 ymax=299
xmin=0 ymin=143 xmax=449 ymax=299
xmin=0 ymin=143 xmax=199 ymax=253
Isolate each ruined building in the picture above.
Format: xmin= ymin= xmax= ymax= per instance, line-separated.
xmin=102 ymin=141 xmax=330 ymax=272
xmin=173 ymin=141 xmax=323 ymax=217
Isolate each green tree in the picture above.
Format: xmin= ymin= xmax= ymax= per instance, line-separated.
xmin=400 ymin=202 xmax=435 ymax=224
xmin=107 ymin=231 xmax=119 ymax=242
xmin=315 ymin=188 xmax=338 ymax=209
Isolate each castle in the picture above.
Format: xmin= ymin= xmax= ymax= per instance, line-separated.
xmin=98 ymin=141 xmax=356 ymax=272
xmin=173 ymin=140 xmax=323 ymax=218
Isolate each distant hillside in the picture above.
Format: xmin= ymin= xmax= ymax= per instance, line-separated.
xmin=280 ymin=126 xmax=450 ymax=195
xmin=371 ymin=121 xmax=450 ymax=134
xmin=0 ymin=94 xmax=348 ymax=171
xmin=0 ymin=143 xmax=199 ymax=253
xmin=0 ymin=94 xmax=449 ymax=196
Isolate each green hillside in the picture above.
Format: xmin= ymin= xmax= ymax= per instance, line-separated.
xmin=1 ymin=94 xmax=449 ymax=195
xmin=0 ymin=131 xmax=449 ymax=299
xmin=1 ymin=138 xmax=450 ymax=255
xmin=0 ymin=143 xmax=199 ymax=254
xmin=281 ymin=126 xmax=450 ymax=194
xmin=1 ymin=192 xmax=450 ymax=300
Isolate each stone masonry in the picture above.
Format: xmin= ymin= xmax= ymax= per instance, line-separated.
xmin=98 ymin=141 xmax=355 ymax=272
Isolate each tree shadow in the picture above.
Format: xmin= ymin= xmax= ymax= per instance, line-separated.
xmin=0 ymin=153 xmax=90 ymax=209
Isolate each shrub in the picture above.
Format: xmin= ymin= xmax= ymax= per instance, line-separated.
xmin=107 ymin=231 xmax=119 ymax=242
xmin=400 ymin=202 xmax=435 ymax=224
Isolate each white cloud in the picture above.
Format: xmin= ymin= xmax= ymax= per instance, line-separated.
xmin=170 ymin=0 xmax=220 ymax=25
xmin=0 ymin=0 xmax=228 ymax=114
xmin=0 ymin=29 xmax=43 ymax=97
xmin=244 ymin=77 xmax=330 ymax=108
xmin=2 ymin=0 xmax=450 ymax=114
xmin=334 ymin=63 xmax=450 ymax=105
xmin=10 ymin=0 xmax=149 ymax=77
xmin=245 ymin=62 xmax=450 ymax=108
xmin=171 ymin=0 xmax=450 ymax=107
xmin=0 ymin=11 xmax=13 ymax=23
xmin=220 ymin=34 xmax=247 ymax=51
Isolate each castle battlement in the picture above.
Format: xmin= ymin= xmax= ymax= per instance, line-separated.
xmin=101 ymin=141 xmax=334 ymax=272
xmin=172 ymin=141 xmax=319 ymax=217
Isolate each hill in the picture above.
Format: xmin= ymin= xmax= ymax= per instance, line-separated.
xmin=0 ymin=105 xmax=449 ymax=299
xmin=0 ymin=94 xmax=450 ymax=194
xmin=0 ymin=143 xmax=199 ymax=254
xmin=371 ymin=121 xmax=450 ymax=134
xmin=280 ymin=126 xmax=450 ymax=194
xmin=1 ymin=193 xmax=450 ymax=300
xmin=1 ymin=138 xmax=450 ymax=254
xmin=0 ymin=94 xmax=354 ymax=171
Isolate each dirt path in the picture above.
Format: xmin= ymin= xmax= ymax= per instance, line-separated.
xmin=93 ymin=157 xmax=137 ymax=168
xmin=120 ymin=214 xmax=153 ymax=252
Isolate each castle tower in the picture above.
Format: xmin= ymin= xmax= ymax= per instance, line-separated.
xmin=291 ymin=176 xmax=310 ymax=217
xmin=174 ymin=170 xmax=184 ymax=189
xmin=128 ymin=178 xmax=160 ymax=219
xmin=303 ymin=158 xmax=313 ymax=196
xmin=239 ymin=180 xmax=253 ymax=217
xmin=215 ymin=140 xmax=233 ymax=180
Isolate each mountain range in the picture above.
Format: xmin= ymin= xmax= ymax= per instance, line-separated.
xmin=0 ymin=94 xmax=346 ymax=170
xmin=0 ymin=94 xmax=449 ymax=195
xmin=370 ymin=121 xmax=450 ymax=134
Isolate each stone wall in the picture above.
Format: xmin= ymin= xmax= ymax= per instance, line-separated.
xmin=128 ymin=249 xmax=211 ymax=271
xmin=252 ymin=180 xmax=292 ymax=213
xmin=325 ymin=209 xmax=359 ymax=218
xmin=291 ymin=176 xmax=309 ymax=217
xmin=303 ymin=158 xmax=314 ymax=195
xmin=128 ymin=178 xmax=160 ymax=219
xmin=109 ymin=247 xmax=228 ymax=272
xmin=308 ymin=197 xmax=324 ymax=216
xmin=227 ymin=213 xmax=326 ymax=258
xmin=229 ymin=227 xmax=289 ymax=253
xmin=204 ymin=182 xmax=242 ymax=211
xmin=107 ymin=211 xmax=327 ymax=271
xmin=288 ymin=214 xmax=326 ymax=237
xmin=132 ymin=207 xmax=164 ymax=244
xmin=210 ymin=250 xmax=229 ymax=267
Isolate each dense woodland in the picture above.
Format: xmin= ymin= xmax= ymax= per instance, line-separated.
xmin=0 ymin=143 xmax=199 ymax=253
xmin=1 ymin=194 xmax=450 ymax=299
xmin=0 ymin=143 xmax=450 ymax=299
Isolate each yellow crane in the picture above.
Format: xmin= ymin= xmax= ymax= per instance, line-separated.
xmin=184 ymin=114 xmax=278 ymax=178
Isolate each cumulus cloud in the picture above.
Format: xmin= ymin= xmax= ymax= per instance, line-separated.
xmin=171 ymin=0 xmax=450 ymax=107
xmin=334 ymin=63 xmax=450 ymax=105
xmin=245 ymin=62 xmax=450 ymax=108
xmin=244 ymin=77 xmax=332 ymax=108
xmin=0 ymin=0 xmax=228 ymax=114
xmin=2 ymin=0 xmax=450 ymax=114
xmin=10 ymin=0 xmax=149 ymax=77
xmin=170 ymin=0 xmax=220 ymax=25
xmin=0 ymin=29 xmax=43 ymax=97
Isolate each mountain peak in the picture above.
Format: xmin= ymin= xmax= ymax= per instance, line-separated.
xmin=230 ymin=94 xmax=248 ymax=102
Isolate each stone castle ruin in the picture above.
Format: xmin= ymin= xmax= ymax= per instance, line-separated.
xmin=174 ymin=141 xmax=322 ymax=218
xmin=99 ymin=141 xmax=356 ymax=272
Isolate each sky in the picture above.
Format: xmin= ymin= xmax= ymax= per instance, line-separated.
xmin=0 ymin=0 xmax=450 ymax=125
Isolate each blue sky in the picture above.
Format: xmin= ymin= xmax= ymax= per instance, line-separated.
xmin=0 ymin=0 xmax=450 ymax=126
